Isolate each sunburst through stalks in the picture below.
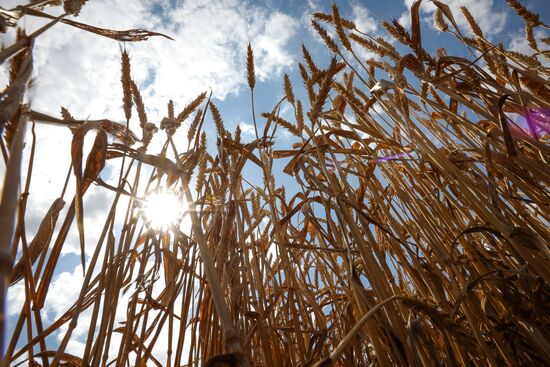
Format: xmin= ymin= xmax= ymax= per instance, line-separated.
xmin=140 ymin=189 xmax=185 ymax=230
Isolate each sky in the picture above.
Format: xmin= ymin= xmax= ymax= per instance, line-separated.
xmin=1 ymin=0 xmax=549 ymax=364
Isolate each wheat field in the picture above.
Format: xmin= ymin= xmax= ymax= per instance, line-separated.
xmin=1 ymin=0 xmax=550 ymax=366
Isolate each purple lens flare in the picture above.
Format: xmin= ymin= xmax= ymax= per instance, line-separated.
xmin=513 ymin=108 xmax=550 ymax=138
xmin=376 ymin=152 xmax=415 ymax=162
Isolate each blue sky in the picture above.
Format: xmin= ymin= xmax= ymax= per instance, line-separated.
xmin=2 ymin=0 xmax=549 ymax=363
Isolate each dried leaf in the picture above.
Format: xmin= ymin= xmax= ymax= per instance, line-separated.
xmin=10 ymin=198 xmax=65 ymax=285
xmin=71 ymin=122 xmax=107 ymax=272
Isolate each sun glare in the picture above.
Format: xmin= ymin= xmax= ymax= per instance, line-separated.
xmin=141 ymin=189 xmax=185 ymax=230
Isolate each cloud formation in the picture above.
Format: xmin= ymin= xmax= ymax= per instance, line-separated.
xmin=399 ymin=0 xmax=507 ymax=37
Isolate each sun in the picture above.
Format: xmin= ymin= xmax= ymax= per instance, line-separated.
xmin=141 ymin=189 xmax=186 ymax=230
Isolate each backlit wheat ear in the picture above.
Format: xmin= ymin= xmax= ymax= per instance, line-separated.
xmin=175 ymin=91 xmax=207 ymax=125
xmin=187 ymin=109 xmax=202 ymax=144
xmin=525 ymin=24 xmax=539 ymax=51
xmin=332 ymin=3 xmax=352 ymax=51
xmin=199 ymin=130 xmax=206 ymax=150
xmin=296 ymin=99 xmax=305 ymax=132
xmin=209 ymin=102 xmax=225 ymax=138
xmin=434 ymin=8 xmax=449 ymax=32
xmin=506 ymin=49 xmax=542 ymax=68
xmin=8 ymin=29 xmax=28 ymax=85
xmin=506 ymin=0 xmax=542 ymax=26
xmin=168 ymin=99 xmax=174 ymax=120
xmin=302 ymin=44 xmax=320 ymax=76
xmin=63 ymin=0 xmax=88 ymax=16
xmin=283 ymin=74 xmax=295 ymax=104
xmin=460 ymin=7 xmax=483 ymax=38
xmin=247 ymin=43 xmax=255 ymax=90
xmin=299 ymin=63 xmax=316 ymax=103
xmin=312 ymin=20 xmax=339 ymax=54
xmin=309 ymin=58 xmax=341 ymax=122
xmin=382 ymin=19 xmax=413 ymax=48
xmin=196 ymin=148 xmax=207 ymax=192
xmin=234 ymin=124 xmax=241 ymax=144
xmin=121 ymin=49 xmax=132 ymax=122
xmin=313 ymin=11 xmax=355 ymax=29
xmin=130 ymin=80 xmax=148 ymax=127
xmin=261 ymin=112 xmax=299 ymax=137
xmin=2 ymin=38 xmax=32 ymax=151
xmin=60 ymin=106 xmax=74 ymax=121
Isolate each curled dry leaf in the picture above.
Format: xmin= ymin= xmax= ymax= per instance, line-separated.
xmin=71 ymin=122 xmax=108 ymax=271
xmin=10 ymin=198 xmax=65 ymax=285
xmin=410 ymin=0 xmax=423 ymax=52
xmin=23 ymin=7 xmax=174 ymax=41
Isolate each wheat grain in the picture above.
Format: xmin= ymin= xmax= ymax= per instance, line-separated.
xmin=312 ymin=20 xmax=339 ymax=54
xmin=507 ymin=0 xmax=542 ymax=26
xmin=283 ymin=74 xmax=295 ymax=104
xmin=247 ymin=43 xmax=255 ymax=90
xmin=120 ymin=50 xmax=132 ymax=122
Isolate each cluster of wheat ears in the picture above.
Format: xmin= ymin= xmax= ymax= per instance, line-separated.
xmin=1 ymin=0 xmax=549 ymax=366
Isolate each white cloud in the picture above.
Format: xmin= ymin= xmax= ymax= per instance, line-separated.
xmin=6 ymin=281 xmax=25 ymax=317
xmin=350 ymin=4 xmax=381 ymax=60
xmin=7 ymin=0 xmax=299 ymax=118
xmin=238 ymin=121 xmax=257 ymax=136
xmin=399 ymin=0 xmax=507 ymax=37
xmin=254 ymin=12 xmax=299 ymax=80
xmin=352 ymin=4 xmax=377 ymax=35
xmin=44 ymin=264 xmax=84 ymax=317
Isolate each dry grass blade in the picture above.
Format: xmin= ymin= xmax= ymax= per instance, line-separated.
xmin=497 ymin=95 xmax=518 ymax=157
xmin=410 ymin=0 xmax=423 ymax=51
xmin=314 ymin=296 xmax=408 ymax=367
xmin=27 ymin=110 xmax=140 ymax=144
xmin=434 ymin=8 xmax=449 ymax=32
xmin=10 ymin=198 xmax=65 ymax=285
xmin=0 ymin=114 xmax=27 ymax=362
xmin=71 ymin=123 xmax=108 ymax=272
xmin=22 ymin=7 xmax=174 ymax=41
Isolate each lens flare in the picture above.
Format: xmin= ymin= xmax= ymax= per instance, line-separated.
xmin=141 ymin=189 xmax=185 ymax=230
